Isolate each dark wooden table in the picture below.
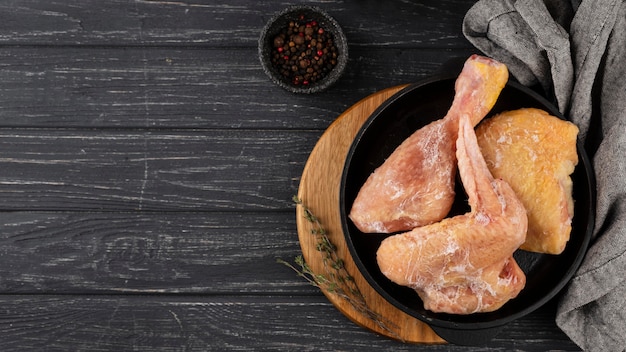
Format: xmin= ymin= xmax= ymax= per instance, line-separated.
xmin=0 ymin=1 xmax=582 ymax=350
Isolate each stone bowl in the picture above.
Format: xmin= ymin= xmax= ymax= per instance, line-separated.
xmin=258 ymin=5 xmax=348 ymax=94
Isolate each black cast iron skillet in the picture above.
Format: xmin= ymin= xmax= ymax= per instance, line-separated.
xmin=340 ymin=76 xmax=595 ymax=345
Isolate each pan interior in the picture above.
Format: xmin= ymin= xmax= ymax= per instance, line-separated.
xmin=340 ymin=78 xmax=594 ymax=329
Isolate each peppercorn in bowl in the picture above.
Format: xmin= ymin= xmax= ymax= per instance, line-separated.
xmin=259 ymin=5 xmax=348 ymax=94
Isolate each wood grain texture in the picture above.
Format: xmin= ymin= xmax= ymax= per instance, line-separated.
xmin=0 ymin=47 xmax=475 ymax=129
xmin=0 ymin=295 xmax=579 ymax=352
xmin=0 ymin=0 xmax=583 ymax=350
xmin=0 ymin=0 xmax=475 ymax=47
xmin=0 ymin=211 xmax=315 ymax=294
xmin=0 ymin=130 xmax=316 ymax=211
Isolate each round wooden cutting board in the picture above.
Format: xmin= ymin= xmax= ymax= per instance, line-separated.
xmin=296 ymin=85 xmax=445 ymax=344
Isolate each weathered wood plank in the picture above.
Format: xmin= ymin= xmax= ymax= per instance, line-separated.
xmin=0 ymin=208 xmax=581 ymax=349
xmin=0 ymin=0 xmax=476 ymax=48
xmin=0 ymin=295 xmax=579 ymax=351
xmin=0 ymin=129 xmax=317 ymax=211
xmin=0 ymin=211 xmax=315 ymax=294
xmin=0 ymin=47 xmax=476 ymax=129
xmin=0 ymin=0 xmax=581 ymax=350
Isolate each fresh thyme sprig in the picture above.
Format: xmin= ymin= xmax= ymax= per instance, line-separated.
xmin=279 ymin=196 xmax=400 ymax=338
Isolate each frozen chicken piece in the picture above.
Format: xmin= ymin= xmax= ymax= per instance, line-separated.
xmin=349 ymin=55 xmax=509 ymax=233
xmin=376 ymin=114 xmax=527 ymax=314
xmin=476 ymin=108 xmax=579 ymax=254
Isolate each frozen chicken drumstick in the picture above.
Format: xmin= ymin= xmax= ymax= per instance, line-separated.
xmin=349 ymin=55 xmax=509 ymax=233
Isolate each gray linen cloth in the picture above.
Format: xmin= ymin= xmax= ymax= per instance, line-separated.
xmin=463 ymin=0 xmax=626 ymax=351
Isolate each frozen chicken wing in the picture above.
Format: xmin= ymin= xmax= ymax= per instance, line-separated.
xmin=376 ymin=114 xmax=527 ymax=314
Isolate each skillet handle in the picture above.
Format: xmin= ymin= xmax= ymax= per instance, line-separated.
xmin=430 ymin=325 xmax=503 ymax=346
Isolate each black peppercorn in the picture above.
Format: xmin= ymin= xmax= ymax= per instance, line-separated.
xmin=292 ymin=35 xmax=303 ymax=45
xmin=270 ymin=15 xmax=339 ymax=87
xmin=273 ymin=36 xmax=284 ymax=48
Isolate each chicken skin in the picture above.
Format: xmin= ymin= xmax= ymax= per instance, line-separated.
xmin=349 ymin=55 xmax=509 ymax=233
xmin=476 ymin=108 xmax=579 ymax=254
xmin=376 ymin=114 xmax=527 ymax=314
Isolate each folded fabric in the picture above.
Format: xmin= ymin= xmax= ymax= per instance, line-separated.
xmin=463 ymin=1 xmax=626 ymax=351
